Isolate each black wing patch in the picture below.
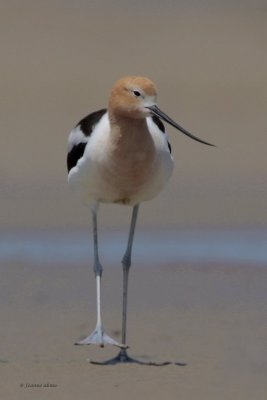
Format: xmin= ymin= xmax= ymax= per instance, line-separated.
xmin=151 ymin=114 xmax=171 ymax=153
xmin=67 ymin=108 xmax=107 ymax=173
xmin=152 ymin=114 xmax=165 ymax=133
xmin=77 ymin=108 xmax=107 ymax=136
xmin=67 ymin=142 xmax=87 ymax=172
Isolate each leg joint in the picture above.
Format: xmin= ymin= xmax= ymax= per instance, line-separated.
xmin=122 ymin=254 xmax=131 ymax=270
xmin=94 ymin=261 xmax=103 ymax=277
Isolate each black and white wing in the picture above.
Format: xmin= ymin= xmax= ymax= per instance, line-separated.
xmin=149 ymin=114 xmax=172 ymax=154
xmin=67 ymin=108 xmax=107 ymax=173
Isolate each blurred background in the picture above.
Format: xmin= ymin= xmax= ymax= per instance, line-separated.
xmin=0 ymin=0 xmax=266 ymax=263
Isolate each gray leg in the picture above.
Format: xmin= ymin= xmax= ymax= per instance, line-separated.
xmin=75 ymin=205 xmax=125 ymax=348
xmin=121 ymin=204 xmax=139 ymax=343
xmin=91 ymin=205 xmax=139 ymax=363
xmin=101 ymin=204 xmax=139 ymax=362
xmin=90 ymin=204 xmax=175 ymax=365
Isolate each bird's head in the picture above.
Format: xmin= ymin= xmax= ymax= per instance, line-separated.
xmin=108 ymin=76 xmax=157 ymax=119
xmin=109 ymin=75 xmax=214 ymax=146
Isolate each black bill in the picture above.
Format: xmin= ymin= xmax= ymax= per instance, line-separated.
xmin=146 ymin=105 xmax=215 ymax=147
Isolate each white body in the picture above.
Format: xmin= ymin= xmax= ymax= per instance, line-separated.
xmin=68 ymin=112 xmax=174 ymax=206
xmin=67 ymin=76 xmax=212 ymax=358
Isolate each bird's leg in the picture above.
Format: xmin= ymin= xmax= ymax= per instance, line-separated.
xmin=75 ymin=206 xmax=125 ymax=348
xmin=122 ymin=204 xmax=139 ymax=343
xmin=89 ymin=204 xmax=176 ymax=365
xmin=116 ymin=204 xmax=139 ymax=361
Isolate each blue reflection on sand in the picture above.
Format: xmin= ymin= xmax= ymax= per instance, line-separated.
xmin=0 ymin=229 xmax=266 ymax=266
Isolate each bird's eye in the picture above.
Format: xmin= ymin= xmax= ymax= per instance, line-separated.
xmin=133 ymin=90 xmax=141 ymax=97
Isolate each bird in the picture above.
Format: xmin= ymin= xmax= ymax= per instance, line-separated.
xmin=67 ymin=76 xmax=214 ymax=365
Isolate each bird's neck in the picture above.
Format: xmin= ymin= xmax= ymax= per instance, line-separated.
xmin=108 ymin=112 xmax=152 ymax=151
xmin=106 ymin=112 xmax=156 ymax=181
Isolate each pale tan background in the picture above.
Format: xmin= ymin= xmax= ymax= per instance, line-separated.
xmin=0 ymin=0 xmax=266 ymax=231
xmin=1 ymin=2 xmax=267 ymax=400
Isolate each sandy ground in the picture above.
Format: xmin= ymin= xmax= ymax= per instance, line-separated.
xmin=1 ymin=2 xmax=267 ymax=399
xmin=1 ymin=261 xmax=267 ymax=399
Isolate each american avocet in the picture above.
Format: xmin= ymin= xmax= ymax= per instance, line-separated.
xmin=67 ymin=76 xmax=214 ymax=365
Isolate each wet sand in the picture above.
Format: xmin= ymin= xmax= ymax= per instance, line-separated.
xmin=1 ymin=261 xmax=267 ymax=399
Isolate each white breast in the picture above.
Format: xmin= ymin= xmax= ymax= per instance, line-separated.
xmin=68 ymin=114 xmax=174 ymax=206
